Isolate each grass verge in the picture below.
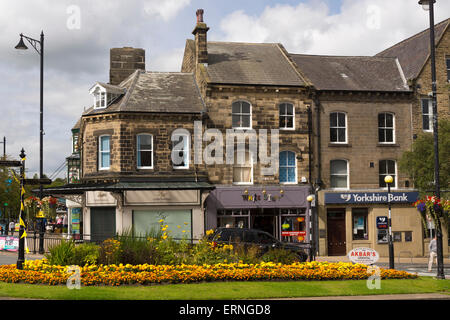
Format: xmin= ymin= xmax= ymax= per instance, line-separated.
xmin=0 ymin=277 xmax=448 ymax=300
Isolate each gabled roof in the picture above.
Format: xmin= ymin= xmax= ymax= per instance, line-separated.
xmin=290 ymin=54 xmax=410 ymax=92
xmin=186 ymin=40 xmax=308 ymax=86
xmin=84 ymin=70 xmax=206 ymax=116
xmin=89 ymin=82 xmax=126 ymax=95
xmin=376 ymin=18 xmax=449 ymax=81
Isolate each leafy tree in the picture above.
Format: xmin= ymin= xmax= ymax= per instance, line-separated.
xmin=399 ymin=119 xmax=450 ymax=198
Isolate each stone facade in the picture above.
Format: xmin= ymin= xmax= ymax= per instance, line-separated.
xmin=413 ymin=27 xmax=450 ymax=136
xmin=81 ymin=112 xmax=206 ymax=181
xmin=314 ymin=92 xmax=414 ymax=190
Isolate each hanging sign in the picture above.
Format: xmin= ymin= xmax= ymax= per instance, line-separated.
xmin=376 ymin=216 xmax=388 ymax=229
xmin=348 ymin=247 xmax=379 ymax=265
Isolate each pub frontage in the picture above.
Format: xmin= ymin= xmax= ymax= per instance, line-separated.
xmin=205 ymin=186 xmax=312 ymax=246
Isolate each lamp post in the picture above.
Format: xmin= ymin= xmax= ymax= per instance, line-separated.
xmin=306 ymin=194 xmax=315 ymax=262
xmin=0 ymin=136 xmax=5 ymax=158
xmin=15 ymin=31 xmax=46 ymax=254
xmin=384 ymin=175 xmax=394 ymax=269
xmin=418 ymin=0 xmax=445 ymax=280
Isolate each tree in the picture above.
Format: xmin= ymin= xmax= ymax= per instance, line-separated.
xmin=399 ymin=119 xmax=450 ymax=197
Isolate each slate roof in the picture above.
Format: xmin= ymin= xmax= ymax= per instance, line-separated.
xmin=84 ymin=71 xmax=206 ymax=116
xmin=289 ymin=54 xmax=410 ymax=92
xmin=186 ymin=40 xmax=307 ymax=86
xmin=376 ymin=18 xmax=449 ymax=81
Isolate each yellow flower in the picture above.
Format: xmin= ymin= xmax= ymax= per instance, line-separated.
xmin=206 ymin=229 xmax=214 ymax=236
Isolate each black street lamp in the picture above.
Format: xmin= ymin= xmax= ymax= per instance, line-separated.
xmin=15 ymin=31 xmax=46 ymax=254
xmin=384 ymin=175 xmax=395 ymax=269
xmin=418 ymin=0 xmax=445 ymax=280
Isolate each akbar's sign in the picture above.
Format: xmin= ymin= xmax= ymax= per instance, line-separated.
xmin=325 ymin=192 xmax=419 ymax=204
xmin=348 ymin=247 xmax=379 ymax=265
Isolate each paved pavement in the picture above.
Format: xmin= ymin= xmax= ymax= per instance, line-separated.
xmin=315 ymin=255 xmax=450 ymax=279
xmin=0 ymin=251 xmax=43 ymax=265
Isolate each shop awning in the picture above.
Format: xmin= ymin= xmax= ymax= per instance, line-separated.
xmin=38 ymin=180 xmax=215 ymax=196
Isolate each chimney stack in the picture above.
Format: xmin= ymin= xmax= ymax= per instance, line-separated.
xmin=192 ymin=9 xmax=209 ymax=65
xmin=109 ymin=47 xmax=145 ymax=85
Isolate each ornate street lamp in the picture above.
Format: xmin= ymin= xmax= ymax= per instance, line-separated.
xmin=418 ymin=0 xmax=445 ymax=280
xmin=15 ymin=31 xmax=46 ymax=254
xmin=384 ymin=175 xmax=395 ymax=269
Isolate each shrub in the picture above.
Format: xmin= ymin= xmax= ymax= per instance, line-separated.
xmin=71 ymin=243 xmax=99 ymax=266
xmin=118 ymin=232 xmax=158 ymax=265
xmin=44 ymin=240 xmax=75 ymax=266
xmin=98 ymin=238 xmax=121 ymax=265
xmin=261 ymin=248 xmax=299 ymax=264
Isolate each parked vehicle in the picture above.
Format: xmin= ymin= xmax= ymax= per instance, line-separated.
xmin=207 ymin=227 xmax=308 ymax=262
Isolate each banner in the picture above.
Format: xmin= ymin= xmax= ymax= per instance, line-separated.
xmin=0 ymin=236 xmax=19 ymax=251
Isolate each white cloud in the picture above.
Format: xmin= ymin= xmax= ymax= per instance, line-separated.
xmin=217 ymin=0 xmax=450 ymax=56
xmin=144 ymin=0 xmax=191 ymax=21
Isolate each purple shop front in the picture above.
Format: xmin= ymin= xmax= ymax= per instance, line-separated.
xmin=205 ymin=185 xmax=311 ymax=243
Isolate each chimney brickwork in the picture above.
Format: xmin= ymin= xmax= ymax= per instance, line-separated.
xmin=192 ymin=9 xmax=209 ymax=65
xmin=110 ymin=47 xmax=145 ymax=85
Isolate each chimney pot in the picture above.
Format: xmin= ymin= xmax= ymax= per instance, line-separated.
xmin=196 ymin=9 xmax=204 ymax=23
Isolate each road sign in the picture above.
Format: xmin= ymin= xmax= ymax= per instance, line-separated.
xmin=23 ymin=178 xmax=52 ymax=185
xmin=0 ymin=160 xmax=21 ymax=167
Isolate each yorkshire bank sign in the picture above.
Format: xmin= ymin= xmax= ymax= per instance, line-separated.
xmin=324 ymin=191 xmax=419 ymax=204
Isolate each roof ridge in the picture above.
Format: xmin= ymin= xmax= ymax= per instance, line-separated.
xmin=118 ymin=69 xmax=141 ymax=112
xmin=208 ymin=40 xmax=278 ymax=45
xmin=376 ymin=17 xmax=449 ymax=56
xmin=290 ymin=53 xmax=400 ymax=60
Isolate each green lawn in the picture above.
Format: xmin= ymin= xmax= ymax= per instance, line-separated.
xmin=0 ymin=277 xmax=449 ymax=300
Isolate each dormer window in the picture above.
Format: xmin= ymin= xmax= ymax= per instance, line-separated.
xmin=89 ymin=82 xmax=126 ymax=110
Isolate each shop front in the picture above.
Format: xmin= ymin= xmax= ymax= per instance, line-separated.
xmin=316 ymin=190 xmax=441 ymax=257
xmin=205 ymin=186 xmax=312 ymax=244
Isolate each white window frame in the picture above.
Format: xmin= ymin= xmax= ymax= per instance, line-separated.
xmin=421 ymin=98 xmax=433 ymax=132
xmin=232 ymin=151 xmax=254 ymax=185
xmin=379 ymin=159 xmax=397 ymax=190
xmin=279 ymin=151 xmax=297 ymax=184
xmin=330 ymin=159 xmax=349 ymax=190
xmin=231 ymin=100 xmax=252 ymax=130
xmin=378 ymin=112 xmax=395 ymax=144
xmin=137 ymin=134 xmax=153 ymax=169
xmin=98 ymin=135 xmax=110 ymax=170
xmin=279 ymin=103 xmax=295 ymax=130
xmin=172 ymin=132 xmax=190 ymax=169
xmin=329 ymin=112 xmax=347 ymax=143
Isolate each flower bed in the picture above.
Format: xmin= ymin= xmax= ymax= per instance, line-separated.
xmin=0 ymin=260 xmax=417 ymax=286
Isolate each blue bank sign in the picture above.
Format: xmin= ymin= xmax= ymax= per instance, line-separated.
xmin=324 ymin=192 xmax=419 ymax=204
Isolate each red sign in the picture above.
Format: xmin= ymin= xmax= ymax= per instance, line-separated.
xmin=281 ymin=231 xmax=306 ymax=237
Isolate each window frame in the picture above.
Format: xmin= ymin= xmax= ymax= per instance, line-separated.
xmin=279 ymin=150 xmax=297 ymax=184
xmin=421 ymin=98 xmax=433 ymax=132
xmin=330 ymin=159 xmax=349 ymax=190
xmin=136 ymin=133 xmax=153 ymax=169
xmin=329 ymin=111 xmax=347 ymax=143
xmin=378 ymin=112 xmax=395 ymax=144
xmin=352 ymin=208 xmax=368 ymax=240
xmin=172 ymin=132 xmax=190 ymax=170
xmin=446 ymin=56 xmax=450 ymax=82
xmin=232 ymin=150 xmax=254 ymax=185
xmin=98 ymin=135 xmax=111 ymax=170
xmin=231 ymin=100 xmax=252 ymax=130
xmin=379 ymin=159 xmax=397 ymax=189
xmin=279 ymin=102 xmax=295 ymax=130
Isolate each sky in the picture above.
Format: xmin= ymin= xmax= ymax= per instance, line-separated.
xmin=1 ymin=0 xmax=449 ymax=179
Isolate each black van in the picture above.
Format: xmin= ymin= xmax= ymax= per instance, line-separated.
xmin=207 ymin=227 xmax=308 ymax=262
